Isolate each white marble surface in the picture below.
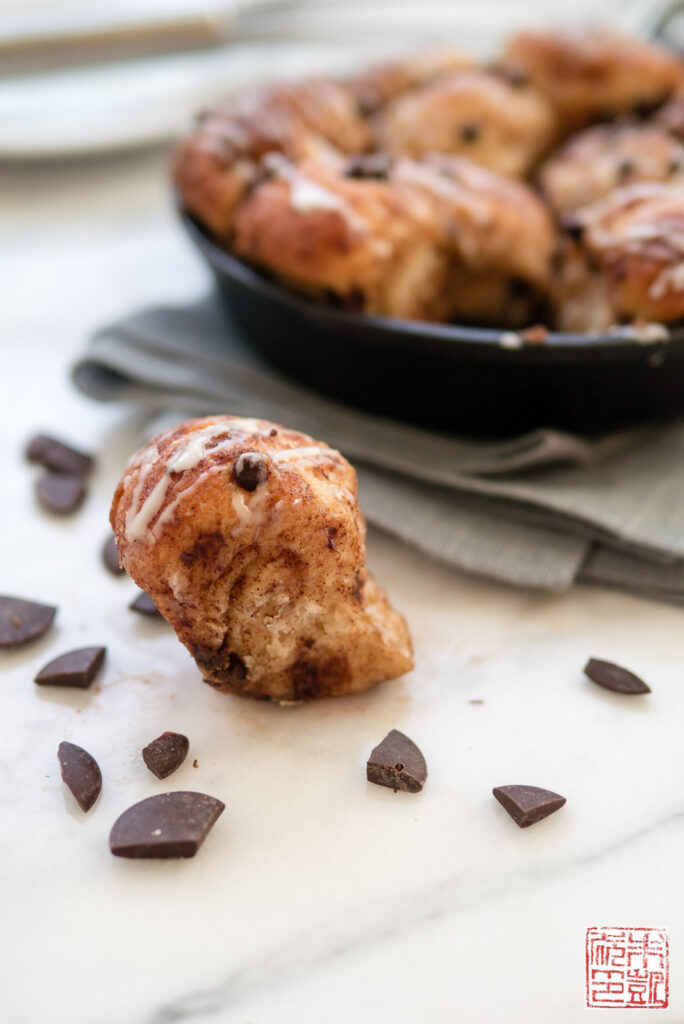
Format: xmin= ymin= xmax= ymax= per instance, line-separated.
xmin=3 ymin=136 xmax=684 ymax=1024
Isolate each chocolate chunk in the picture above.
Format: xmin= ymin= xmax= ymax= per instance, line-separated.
xmin=233 ymin=452 xmax=270 ymax=491
xmin=493 ymin=785 xmax=566 ymax=828
xmin=617 ymin=159 xmax=634 ymax=180
xmin=57 ymin=741 xmax=102 ymax=812
xmin=366 ymin=729 xmax=427 ymax=793
xmin=345 ymin=153 xmax=392 ymax=180
xmin=0 ymin=595 xmax=56 ymax=647
xmin=584 ymin=658 xmax=651 ymax=695
xmin=130 ymin=590 xmax=162 ymax=617
xmin=35 ymin=646 xmax=105 ymax=689
xmin=102 ymin=535 xmax=124 ymax=576
xmin=459 ymin=121 xmax=480 ymax=143
xmin=26 ymin=434 xmax=93 ymax=476
xmin=36 ymin=471 xmax=86 ymax=514
xmin=109 ymin=791 xmax=225 ymax=859
xmin=142 ymin=732 xmax=189 ymax=779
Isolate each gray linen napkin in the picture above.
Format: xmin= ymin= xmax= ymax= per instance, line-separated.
xmin=73 ymin=292 xmax=684 ymax=603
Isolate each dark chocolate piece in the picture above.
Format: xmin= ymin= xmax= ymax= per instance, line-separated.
xmin=35 ymin=646 xmax=105 ymax=689
xmin=142 ymin=732 xmax=189 ymax=779
xmin=584 ymin=657 xmax=651 ymax=694
xmin=130 ymin=590 xmax=162 ymax=617
xmin=459 ymin=121 xmax=480 ymax=143
xmin=233 ymin=452 xmax=269 ymax=492
xmin=102 ymin=535 xmax=125 ymax=576
xmin=493 ymin=785 xmax=566 ymax=828
xmin=617 ymin=159 xmax=635 ymax=180
xmin=57 ymin=741 xmax=102 ymax=812
xmin=0 ymin=595 xmax=56 ymax=647
xmin=366 ymin=729 xmax=427 ymax=793
xmin=26 ymin=434 xmax=93 ymax=476
xmin=109 ymin=791 xmax=225 ymax=859
xmin=345 ymin=153 xmax=392 ymax=180
xmin=36 ymin=471 xmax=86 ymax=514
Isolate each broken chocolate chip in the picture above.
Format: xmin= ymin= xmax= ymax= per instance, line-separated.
xmin=109 ymin=791 xmax=225 ymax=859
xmin=26 ymin=434 xmax=93 ymax=476
xmin=0 ymin=595 xmax=56 ymax=647
xmin=35 ymin=646 xmax=105 ymax=689
xmin=129 ymin=591 xmax=162 ymax=617
xmin=584 ymin=658 xmax=651 ymax=695
xmin=233 ymin=452 xmax=270 ymax=491
xmin=367 ymin=729 xmax=427 ymax=793
xmin=57 ymin=741 xmax=102 ymax=812
xmin=35 ymin=471 xmax=86 ymax=514
xmin=142 ymin=732 xmax=190 ymax=779
xmin=102 ymin=535 xmax=124 ymax=576
xmin=493 ymin=785 xmax=565 ymax=828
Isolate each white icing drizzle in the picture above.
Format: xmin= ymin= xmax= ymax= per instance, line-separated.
xmin=263 ymin=153 xmax=367 ymax=230
xmin=650 ymin=262 xmax=684 ymax=300
xmin=124 ymin=419 xmax=271 ymax=544
xmin=272 ymin=445 xmax=340 ymax=462
xmin=124 ymin=426 xmax=344 ymax=546
xmin=396 ymin=160 xmax=492 ymax=226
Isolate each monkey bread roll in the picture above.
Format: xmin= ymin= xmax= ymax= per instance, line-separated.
xmin=553 ymin=183 xmax=684 ymax=332
xmin=172 ymin=77 xmax=370 ymax=240
xmin=232 ymin=153 xmax=452 ymax=321
xmin=502 ymin=28 xmax=684 ymax=138
xmin=371 ymin=69 xmax=555 ymax=178
xmin=538 ymin=121 xmax=684 ymax=217
xmin=110 ymin=416 xmax=413 ymax=702
xmin=347 ymin=47 xmax=477 ymax=115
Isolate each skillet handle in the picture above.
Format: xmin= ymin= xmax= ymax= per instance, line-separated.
xmin=647 ymin=0 xmax=684 ymax=45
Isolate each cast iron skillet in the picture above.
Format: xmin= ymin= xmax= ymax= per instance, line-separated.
xmin=177 ymin=5 xmax=684 ymax=437
xmin=181 ymin=211 xmax=684 ymax=436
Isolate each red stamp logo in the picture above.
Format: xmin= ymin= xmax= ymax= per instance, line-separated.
xmin=586 ymin=927 xmax=669 ymax=1009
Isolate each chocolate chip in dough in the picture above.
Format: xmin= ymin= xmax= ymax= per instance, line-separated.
xmin=102 ymin=535 xmax=125 ymax=576
xmin=57 ymin=741 xmax=102 ymax=812
xmin=367 ymin=729 xmax=427 ymax=793
xmin=459 ymin=121 xmax=480 ymax=143
xmin=493 ymin=785 xmax=566 ymax=828
xmin=35 ymin=646 xmax=105 ymax=689
xmin=345 ymin=153 xmax=392 ymax=180
xmin=35 ymin=472 xmax=86 ymax=514
xmin=233 ymin=452 xmax=269 ymax=492
xmin=130 ymin=591 xmax=163 ymax=618
xmin=142 ymin=732 xmax=189 ymax=779
xmin=0 ymin=595 xmax=56 ymax=648
xmin=26 ymin=434 xmax=93 ymax=476
xmin=109 ymin=792 xmax=225 ymax=859
xmin=584 ymin=657 xmax=651 ymax=695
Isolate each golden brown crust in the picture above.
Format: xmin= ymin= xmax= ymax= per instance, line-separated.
xmin=110 ymin=416 xmax=413 ymax=702
xmin=554 ymin=184 xmax=684 ymax=331
xmin=372 ymin=70 xmax=555 ymax=177
xmin=503 ymin=28 xmax=684 ymax=137
xmin=539 ymin=121 xmax=684 ymax=217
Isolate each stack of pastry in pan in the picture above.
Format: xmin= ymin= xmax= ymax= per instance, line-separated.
xmin=174 ymin=27 xmax=684 ymax=332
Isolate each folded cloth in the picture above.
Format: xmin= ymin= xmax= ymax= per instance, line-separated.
xmin=73 ymin=292 xmax=684 ymax=603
